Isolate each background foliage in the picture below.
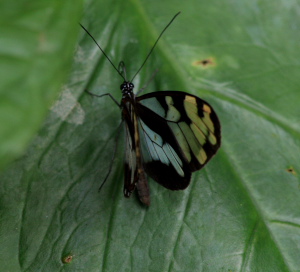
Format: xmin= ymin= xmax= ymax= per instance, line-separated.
xmin=1 ymin=0 xmax=300 ymax=271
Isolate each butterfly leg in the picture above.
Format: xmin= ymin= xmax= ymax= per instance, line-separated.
xmin=85 ymin=90 xmax=121 ymax=107
xmin=98 ymin=121 xmax=123 ymax=192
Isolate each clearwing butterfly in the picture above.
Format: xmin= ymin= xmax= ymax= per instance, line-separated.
xmin=80 ymin=12 xmax=221 ymax=206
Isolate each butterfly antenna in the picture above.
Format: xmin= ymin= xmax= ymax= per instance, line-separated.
xmin=80 ymin=23 xmax=125 ymax=81
xmin=118 ymin=61 xmax=128 ymax=81
xmin=130 ymin=11 xmax=181 ymax=82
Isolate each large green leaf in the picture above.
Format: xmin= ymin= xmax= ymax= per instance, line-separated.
xmin=1 ymin=0 xmax=300 ymax=271
xmin=0 ymin=0 xmax=83 ymax=169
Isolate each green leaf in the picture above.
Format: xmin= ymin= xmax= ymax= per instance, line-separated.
xmin=1 ymin=0 xmax=300 ymax=271
xmin=0 ymin=0 xmax=83 ymax=169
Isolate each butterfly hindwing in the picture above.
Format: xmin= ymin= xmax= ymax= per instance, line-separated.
xmin=124 ymin=115 xmax=138 ymax=197
xmin=137 ymin=100 xmax=192 ymax=190
xmin=136 ymin=91 xmax=221 ymax=190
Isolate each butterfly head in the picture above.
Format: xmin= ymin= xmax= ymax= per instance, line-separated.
xmin=120 ymin=81 xmax=134 ymax=95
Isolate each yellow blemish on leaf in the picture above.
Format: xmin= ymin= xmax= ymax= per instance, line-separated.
xmin=193 ymin=57 xmax=215 ymax=68
xmin=286 ymin=166 xmax=296 ymax=175
xmin=62 ymin=254 xmax=74 ymax=264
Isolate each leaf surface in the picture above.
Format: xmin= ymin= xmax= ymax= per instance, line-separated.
xmin=1 ymin=1 xmax=299 ymax=271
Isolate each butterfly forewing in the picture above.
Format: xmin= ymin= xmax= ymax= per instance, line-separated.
xmin=136 ymin=91 xmax=221 ymax=190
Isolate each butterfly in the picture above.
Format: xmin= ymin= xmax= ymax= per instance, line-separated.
xmin=80 ymin=12 xmax=221 ymax=206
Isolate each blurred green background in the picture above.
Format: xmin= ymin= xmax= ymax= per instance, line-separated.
xmin=0 ymin=0 xmax=300 ymax=271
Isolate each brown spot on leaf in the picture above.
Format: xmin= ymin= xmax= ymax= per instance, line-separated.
xmin=62 ymin=254 xmax=74 ymax=264
xmin=193 ymin=57 xmax=215 ymax=67
xmin=286 ymin=166 xmax=296 ymax=175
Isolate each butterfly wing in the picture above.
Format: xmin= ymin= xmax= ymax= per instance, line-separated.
xmin=123 ymin=100 xmax=150 ymax=205
xmin=123 ymin=116 xmax=138 ymax=197
xmin=136 ymin=91 xmax=221 ymax=190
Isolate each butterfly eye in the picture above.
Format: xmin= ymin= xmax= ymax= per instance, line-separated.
xmin=120 ymin=83 xmax=125 ymax=91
